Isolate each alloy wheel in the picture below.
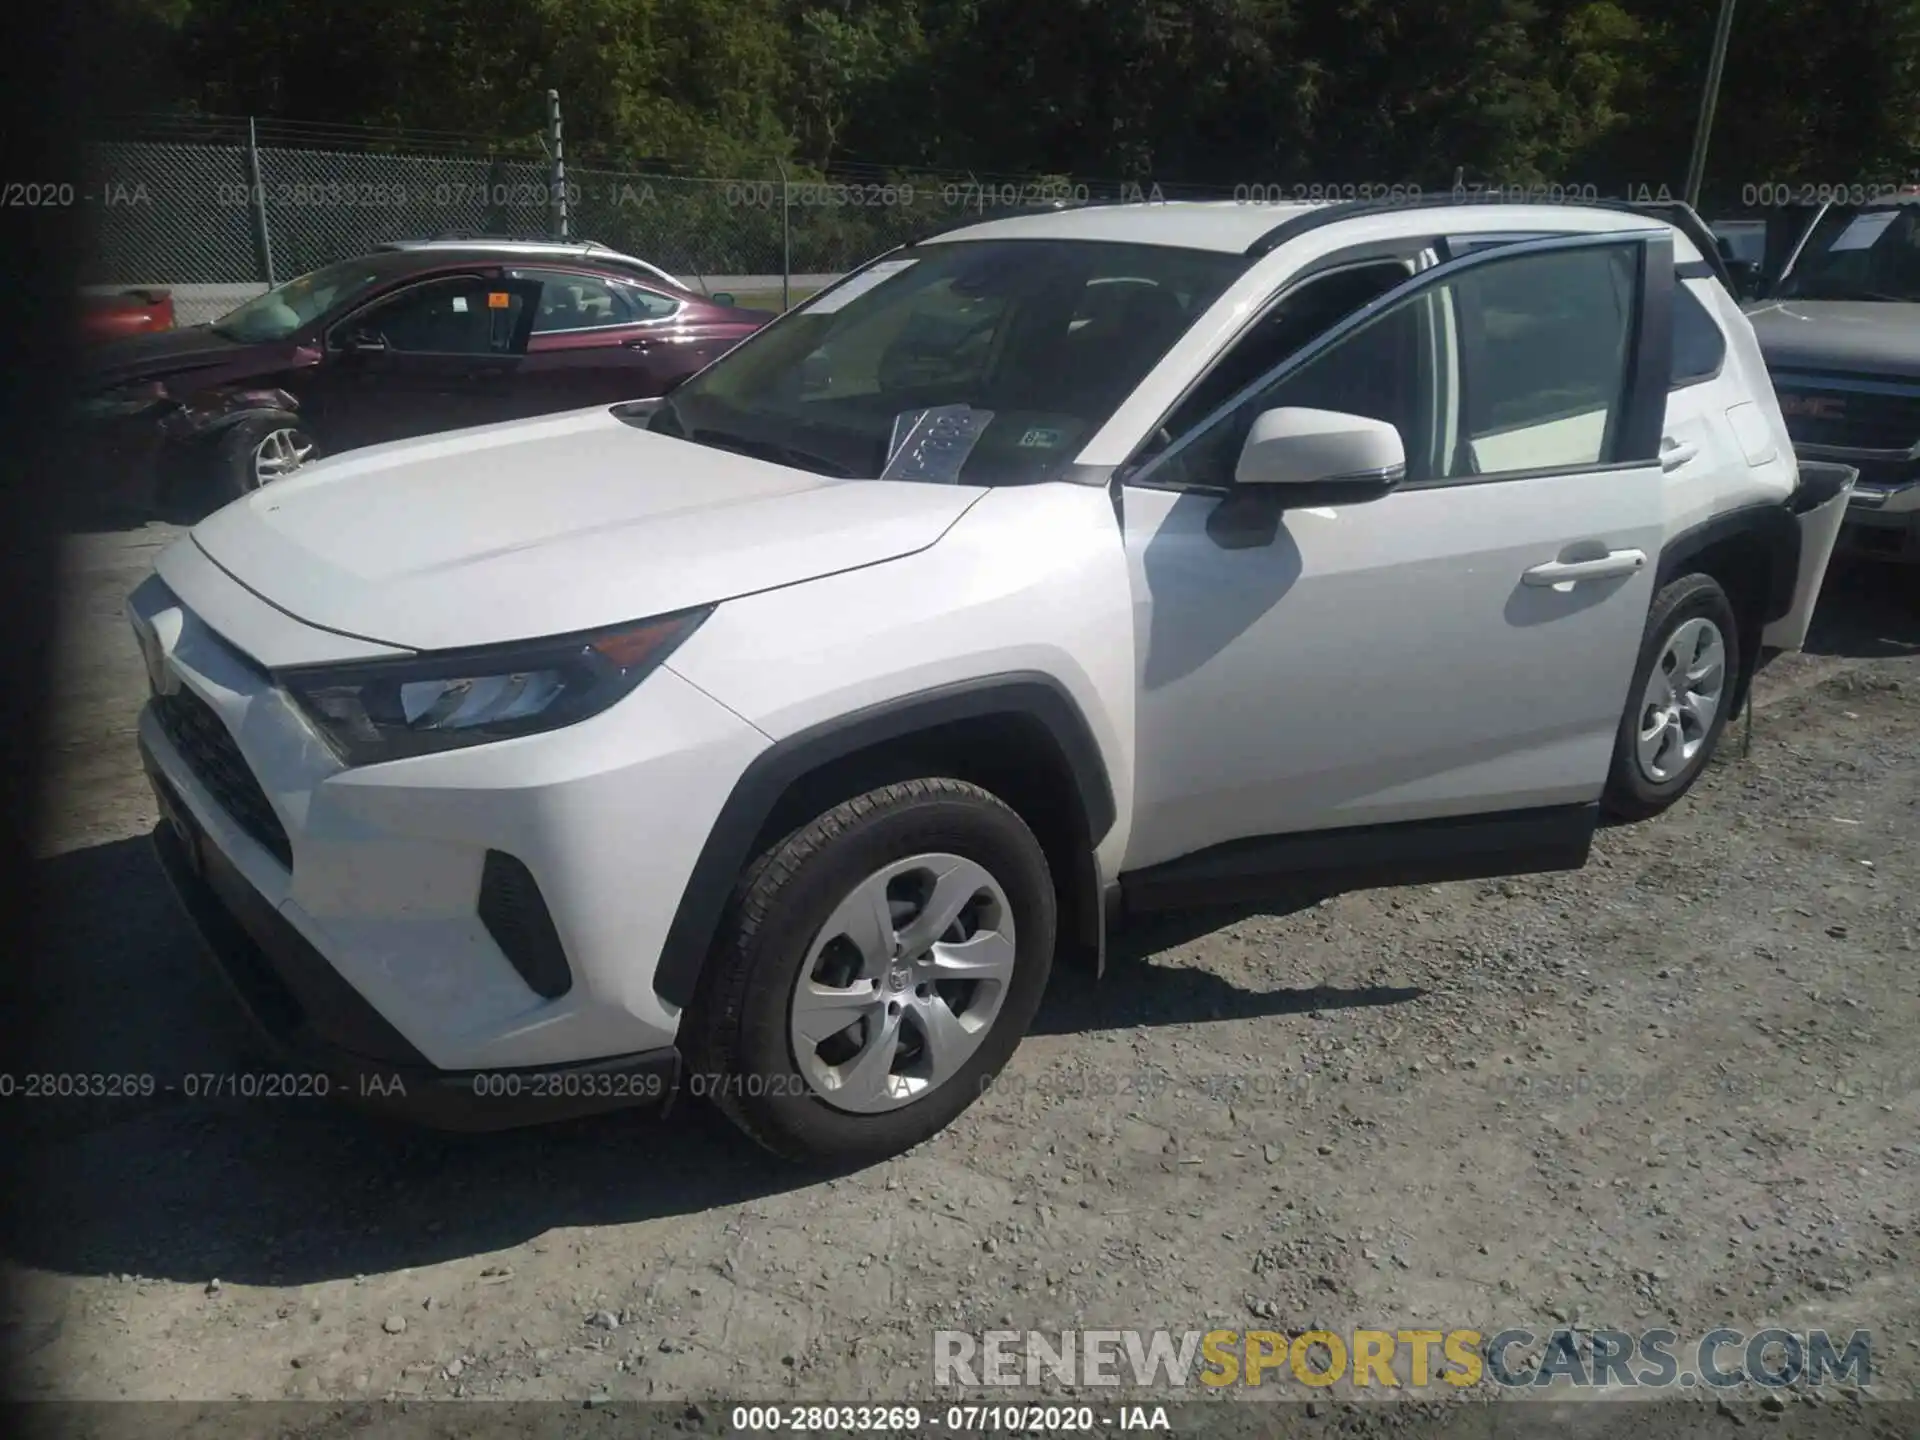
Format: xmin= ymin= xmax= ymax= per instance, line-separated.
xmin=250 ymin=427 xmax=315 ymax=486
xmin=789 ymin=853 xmax=1017 ymax=1114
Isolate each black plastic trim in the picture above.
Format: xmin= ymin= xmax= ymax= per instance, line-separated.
xmin=1655 ymin=501 xmax=1801 ymax=623
xmin=148 ymin=762 xmax=677 ymax=1131
xmin=477 ymin=850 xmax=575 ymax=1000
xmin=1616 ymin=232 xmax=1674 ymax=465
xmin=145 ymin=750 xmax=427 ymax=1068
xmin=652 ymin=673 xmax=1117 ymax=1009
xmin=1121 ymin=803 xmax=1598 ymax=914
xmin=1654 ymin=500 xmax=1802 ymax=720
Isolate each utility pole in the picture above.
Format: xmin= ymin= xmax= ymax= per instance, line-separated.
xmin=246 ymin=116 xmax=276 ymax=286
xmin=547 ymin=89 xmax=568 ymax=240
xmin=1683 ymin=0 xmax=1738 ymax=210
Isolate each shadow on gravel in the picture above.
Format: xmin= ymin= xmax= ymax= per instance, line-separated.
xmin=1803 ymin=558 xmax=1920 ymax=660
xmin=11 ymin=835 xmax=820 ymax=1288
xmin=16 ymin=833 xmax=1427 ymax=1288
xmin=1031 ymin=899 xmax=1426 ymax=1037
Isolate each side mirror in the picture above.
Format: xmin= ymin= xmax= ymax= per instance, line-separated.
xmin=708 ymin=291 xmax=735 ymax=307
xmin=1234 ymin=407 xmax=1405 ymax=506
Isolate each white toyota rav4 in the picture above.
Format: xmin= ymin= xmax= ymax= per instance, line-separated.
xmin=132 ymin=198 xmax=1853 ymax=1164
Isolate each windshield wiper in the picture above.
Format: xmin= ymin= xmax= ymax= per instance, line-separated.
xmin=688 ymin=428 xmax=853 ymax=478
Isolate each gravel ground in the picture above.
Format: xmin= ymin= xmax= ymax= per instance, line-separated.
xmin=6 ymin=517 xmax=1917 ymax=1421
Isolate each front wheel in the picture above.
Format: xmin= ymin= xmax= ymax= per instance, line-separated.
xmin=686 ymin=778 xmax=1056 ymax=1166
xmin=215 ymin=414 xmax=319 ymax=500
xmin=1602 ymin=572 xmax=1740 ymax=820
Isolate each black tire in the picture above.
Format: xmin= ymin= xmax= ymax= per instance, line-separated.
xmin=685 ymin=778 xmax=1055 ymax=1166
xmin=212 ymin=414 xmax=319 ymax=502
xmin=1602 ymin=573 xmax=1741 ymax=821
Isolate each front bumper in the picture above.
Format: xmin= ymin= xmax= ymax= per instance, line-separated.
xmin=130 ymin=561 xmax=771 ymax=1088
xmin=145 ymin=751 xmax=681 ymax=1130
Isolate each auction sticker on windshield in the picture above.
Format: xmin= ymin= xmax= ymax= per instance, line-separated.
xmin=804 ymin=257 xmax=920 ymax=313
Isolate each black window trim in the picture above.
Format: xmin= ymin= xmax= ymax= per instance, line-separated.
xmin=1121 ymin=228 xmax=1673 ymax=497
xmin=324 ymin=270 xmax=539 ymax=358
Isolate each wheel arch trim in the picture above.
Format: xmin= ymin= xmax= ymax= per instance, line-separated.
xmin=1653 ymin=499 xmax=1800 ymax=713
xmin=1656 ymin=501 xmax=1800 ymax=612
xmin=163 ymin=388 xmax=305 ymax=442
xmin=652 ymin=671 xmax=1117 ymax=1011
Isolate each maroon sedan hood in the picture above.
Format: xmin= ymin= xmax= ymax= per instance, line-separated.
xmin=83 ymin=324 xmax=261 ymax=390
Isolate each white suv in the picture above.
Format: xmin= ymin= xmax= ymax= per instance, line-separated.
xmin=131 ymin=198 xmax=1851 ymax=1164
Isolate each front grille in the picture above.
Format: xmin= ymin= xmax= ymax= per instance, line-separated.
xmin=151 ymin=686 xmax=293 ymax=869
xmin=1777 ymin=378 xmax=1920 ymax=452
xmin=477 ymin=851 xmax=573 ymax=999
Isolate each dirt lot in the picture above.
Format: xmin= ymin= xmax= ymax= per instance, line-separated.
xmin=6 ymin=516 xmax=1918 ymax=1417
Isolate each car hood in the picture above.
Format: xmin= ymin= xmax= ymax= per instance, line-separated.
xmin=83 ymin=324 xmax=258 ymax=388
xmin=191 ymin=405 xmax=985 ymax=653
xmin=1744 ymin=299 xmax=1920 ymax=376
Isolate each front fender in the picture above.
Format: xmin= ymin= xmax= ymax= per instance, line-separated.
xmin=160 ymin=387 xmax=301 ymax=443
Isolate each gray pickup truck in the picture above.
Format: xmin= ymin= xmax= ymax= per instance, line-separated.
xmin=1738 ymin=196 xmax=1920 ymax=561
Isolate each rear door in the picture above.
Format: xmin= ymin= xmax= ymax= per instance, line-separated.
xmin=304 ymin=274 xmax=539 ymax=450
xmin=510 ymin=267 xmax=719 ymax=410
xmin=1118 ymin=230 xmax=1677 ymax=897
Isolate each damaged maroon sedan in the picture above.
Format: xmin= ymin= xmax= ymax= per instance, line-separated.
xmin=76 ymin=240 xmax=768 ymax=505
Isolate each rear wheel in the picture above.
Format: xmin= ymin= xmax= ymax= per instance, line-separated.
xmin=1602 ymin=573 xmax=1739 ymax=820
xmin=686 ymin=778 xmax=1055 ymax=1165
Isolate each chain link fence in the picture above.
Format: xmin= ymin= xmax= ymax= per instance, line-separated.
xmin=82 ymin=122 xmax=1221 ymax=321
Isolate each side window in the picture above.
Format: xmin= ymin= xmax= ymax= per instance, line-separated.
xmin=1451 ymin=245 xmax=1636 ymax=474
xmin=1136 ymin=241 xmax=1643 ymax=490
xmin=1147 ymin=260 xmax=1414 ymax=458
xmin=1671 ymin=284 xmax=1727 ymax=387
xmin=619 ymin=282 xmax=681 ymax=322
xmin=510 ymin=269 xmax=682 ymax=333
xmin=338 ymin=277 xmax=529 ymax=355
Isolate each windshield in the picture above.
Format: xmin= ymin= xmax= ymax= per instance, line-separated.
xmin=211 ymin=257 xmax=391 ymax=341
xmin=650 ymin=239 xmax=1250 ymax=484
xmin=1775 ymin=204 xmax=1920 ymax=302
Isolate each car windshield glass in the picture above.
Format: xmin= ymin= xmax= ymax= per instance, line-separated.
xmin=210 ymin=258 xmax=391 ymax=341
xmin=1775 ymin=204 xmax=1920 ymax=301
xmin=649 ymin=239 xmax=1250 ymax=485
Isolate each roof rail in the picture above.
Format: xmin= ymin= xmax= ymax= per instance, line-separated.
xmin=1243 ymin=192 xmax=1737 ymax=291
xmin=906 ymin=197 xmax=1126 ymax=246
xmin=386 ymin=233 xmax=620 ymax=250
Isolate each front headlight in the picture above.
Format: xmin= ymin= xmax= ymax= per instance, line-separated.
xmin=280 ymin=609 xmax=711 ymax=766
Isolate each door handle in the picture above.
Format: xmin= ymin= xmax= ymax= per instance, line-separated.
xmin=1659 ymin=436 xmax=1699 ymax=471
xmin=623 ymin=337 xmax=656 ymax=351
xmin=1522 ymin=549 xmax=1648 ymax=586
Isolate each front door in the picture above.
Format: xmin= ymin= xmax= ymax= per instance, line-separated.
xmin=1119 ymin=232 xmax=1676 ymax=886
xmin=304 ymin=274 xmax=539 ymax=451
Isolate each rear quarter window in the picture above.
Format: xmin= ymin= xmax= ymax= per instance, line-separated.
xmin=1672 ymin=284 xmax=1727 ymax=388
